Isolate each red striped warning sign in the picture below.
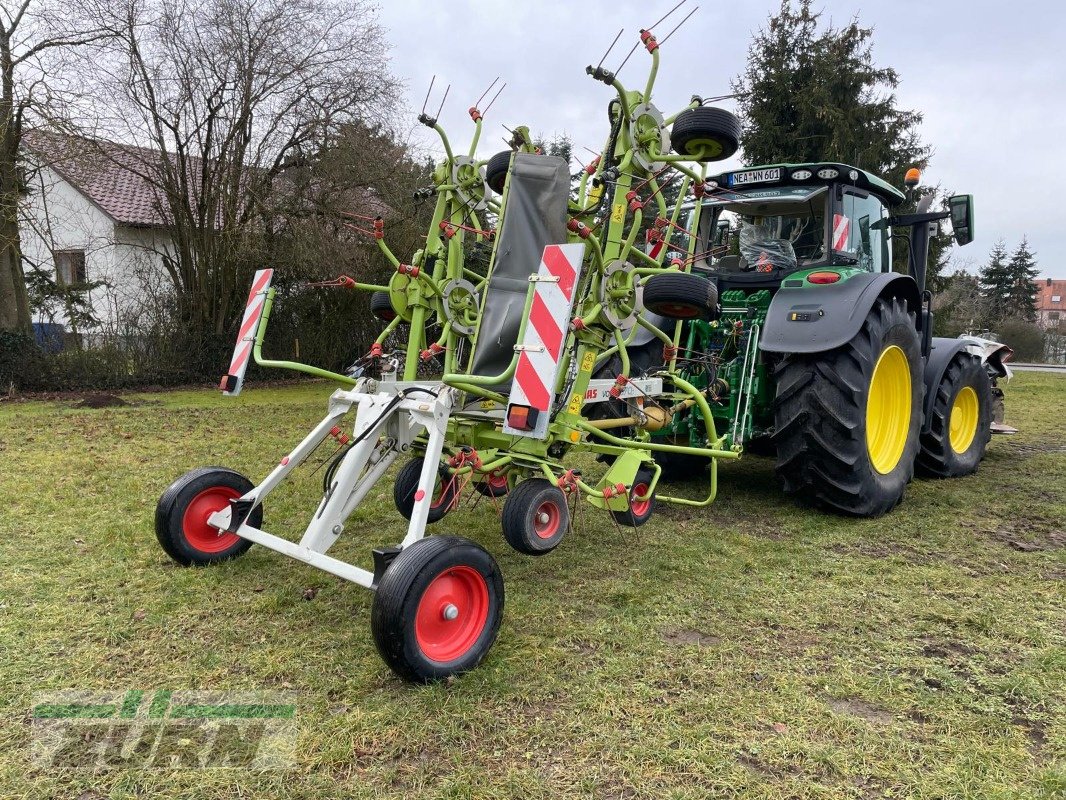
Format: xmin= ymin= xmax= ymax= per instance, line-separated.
xmin=832 ymin=213 xmax=851 ymax=252
xmin=221 ymin=268 xmax=274 ymax=396
xmin=504 ymin=243 xmax=585 ymax=439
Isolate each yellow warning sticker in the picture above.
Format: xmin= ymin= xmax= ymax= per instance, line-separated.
xmin=581 ymin=351 xmax=596 ymax=372
xmin=567 ymin=393 xmax=582 ymax=414
xmin=611 ymin=203 xmax=625 ymax=224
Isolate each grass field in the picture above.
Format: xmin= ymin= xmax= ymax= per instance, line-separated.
xmin=0 ymin=373 xmax=1063 ymax=799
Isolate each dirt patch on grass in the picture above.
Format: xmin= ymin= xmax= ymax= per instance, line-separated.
xmin=72 ymin=393 xmax=130 ymax=409
xmin=829 ymin=540 xmax=938 ymax=564
xmin=826 ymin=697 xmax=894 ymax=725
xmin=987 ymin=521 xmax=1065 ymax=553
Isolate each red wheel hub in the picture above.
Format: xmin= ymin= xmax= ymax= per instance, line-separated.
xmin=630 ymin=483 xmax=651 ymax=517
xmin=533 ymin=499 xmax=561 ymax=539
xmin=182 ymin=486 xmax=242 ymax=553
xmin=657 ymin=303 xmax=698 ymax=318
xmin=414 ymin=566 xmax=490 ymax=662
xmin=487 ymin=471 xmax=508 ymax=490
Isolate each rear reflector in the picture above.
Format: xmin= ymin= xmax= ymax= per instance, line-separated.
xmin=506 ymin=404 xmax=539 ymax=431
xmin=807 ymin=271 xmax=841 ymax=284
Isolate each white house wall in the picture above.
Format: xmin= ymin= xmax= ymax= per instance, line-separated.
xmin=20 ymin=163 xmax=167 ymax=333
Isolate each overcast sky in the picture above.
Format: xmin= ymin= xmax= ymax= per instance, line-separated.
xmin=377 ymin=1 xmax=1065 ymax=278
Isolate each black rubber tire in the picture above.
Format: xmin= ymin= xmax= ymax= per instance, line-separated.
xmin=393 ymin=458 xmax=459 ymax=524
xmin=485 ymin=150 xmax=512 ymax=195
xmin=653 ymin=449 xmax=709 ymax=480
xmin=370 ymin=291 xmax=397 ymax=322
xmin=611 ymin=469 xmax=656 ymax=527
xmin=501 ymin=478 xmax=569 ymax=556
xmin=473 ymin=470 xmax=510 ymax=498
xmin=916 ymin=353 xmax=993 ymax=478
xmin=772 ymin=296 xmax=923 ymax=517
xmin=670 ymin=107 xmax=741 ymax=162
xmin=643 ymin=272 xmax=719 ymax=320
xmin=155 ymin=467 xmax=258 ymax=565
xmin=371 ymin=535 xmax=504 ymax=683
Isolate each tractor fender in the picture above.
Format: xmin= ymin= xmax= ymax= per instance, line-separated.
xmin=759 ymin=272 xmax=921 ymax=355
xmin=921 ymin=337 xmax=972 ymax=433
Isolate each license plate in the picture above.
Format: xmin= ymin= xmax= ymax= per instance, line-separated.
xmin=730 ymin=168 xmax=781 ymax=186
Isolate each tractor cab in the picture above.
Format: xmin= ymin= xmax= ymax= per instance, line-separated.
xmin=678 ymin=163 xmax=906 ymax=291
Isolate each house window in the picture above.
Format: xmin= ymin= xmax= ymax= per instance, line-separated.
xmin=1050 ymin=312 xmax=1060 ymax=322
xmin=1052 ymin=295 xmax=1061 ymax=303
xmin=54 ymin=250 xmax=87 ymax=286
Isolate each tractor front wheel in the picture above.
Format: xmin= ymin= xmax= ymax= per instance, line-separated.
xmin=773 ymin=296 xmax=922 ymax=517
xmin=371 ymin=536 xmax=504 ymax=682
xmin=917 ymin=353 xmax=993 ymax=478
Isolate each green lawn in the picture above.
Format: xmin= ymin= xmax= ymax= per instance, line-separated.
xmin=1 ymin=374 xmax=1063 ymax=799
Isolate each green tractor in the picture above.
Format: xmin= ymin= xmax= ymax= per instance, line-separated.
xmin=644 ymin=162 xmax=1004 ymax=516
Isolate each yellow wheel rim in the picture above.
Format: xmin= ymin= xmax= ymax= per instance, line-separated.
xmin=866 ymin=345 xmax=912 ymax=475
xmin=949 ymin=386 xmax=979 ymax=454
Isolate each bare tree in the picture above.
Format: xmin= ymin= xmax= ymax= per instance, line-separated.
xmin=0 ymin=0 xmax=108 ymax=333
xmin=80 ymin=0 xmax=398 ymax=355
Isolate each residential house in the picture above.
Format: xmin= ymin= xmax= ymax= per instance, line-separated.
xmin=1034 ymin=278 xmax=1066 ymax=330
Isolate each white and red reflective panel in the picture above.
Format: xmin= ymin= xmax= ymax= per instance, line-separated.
xmin=832 ymin=213 xmax=851 ymax=252
xmin=503 ymin=243 xmax=585 ymax=439
xmin=220 ymin=268 xmax=274 ymax=396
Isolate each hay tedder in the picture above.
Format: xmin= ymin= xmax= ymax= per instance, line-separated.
xmin=155 ymin=8 xmax=1010 ymax=682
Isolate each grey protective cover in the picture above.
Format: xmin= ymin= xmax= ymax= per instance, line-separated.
xmin=467 ymin=152 xmax=570 ymax=387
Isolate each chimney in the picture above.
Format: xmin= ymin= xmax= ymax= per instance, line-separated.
xmin=1048 ymin=278 xmax=1053 ymax=286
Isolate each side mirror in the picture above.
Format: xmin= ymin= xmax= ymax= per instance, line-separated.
xmin=948 ymin=194 xmax=974 ymax=246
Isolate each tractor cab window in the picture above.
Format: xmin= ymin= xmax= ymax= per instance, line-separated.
xmin=681 ymin=186 xmax=828 ymax=275
xmin=837 ymin=190 xmax=891 ymax=272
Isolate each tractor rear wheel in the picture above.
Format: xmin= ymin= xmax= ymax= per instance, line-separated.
xmin=371 ymin=535 xmax=504 ymax=682
xmin=772 ymin=296 xmax=922 ymax=517
xmin=916 ymin=352 xmax=993 ymax=477
xmin=485 ymin=150 xmax=512 ymax=195
xmin=670 ymin=107 xmax=741 ymax=162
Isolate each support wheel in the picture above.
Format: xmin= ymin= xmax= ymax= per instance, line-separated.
xmin=772 ymin=296 xmax=922 ymax=517
xmin=485 ymin=151 xmax=512 ymax=195
xmin=372 ymin=536 xmax=504 ymax=682
xmin=474 ymin=470 xmax=510 ymax=498
xmin=370 ymin=291 xmax=397 ymax=322
xmin=670 ymin=107 xmax=741 ymax=162
xmin=501 ymin=478 xmax=569 ymax=555
xmin=394 ymin=458 xmax=459 ymax=523
xmin=155 ymin=467 xmax=258 ymax=565
xmin=643 ymin=272 xmax=719 ymax=320
xmin=917 ymin=353 xmax=993 ymax=477
xmin=611 ymin=469 xmax=656 ymax=527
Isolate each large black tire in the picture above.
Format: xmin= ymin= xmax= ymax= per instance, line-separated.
xmin=670 ymin=107 xmax=741 ymax=162
xmin=643 ymin=272 xmax=719 ymax=320
xmin=485 ymin=150 xmax=512 ymax=195
xmin=772 ymin=296 xmax=923 ymax=517
xmin=155 ymin=467 xmax=259 ymax=565
xmin=393 ymin=458 xmax=459 ymax=524
xmin=611 ymin=468 xmax=656 ymax=527
xmin=501 ymin=478 xmax=569 ymax=556
xmin=371 ymin=536 xmax=504 ymax=682
xmin=370 ymin=291 xmax=397 ymax=322
xmin=916 ymin=353 xmax=993 ymax=478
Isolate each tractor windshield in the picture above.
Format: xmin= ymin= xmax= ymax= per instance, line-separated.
xmin=679 ymin=186 xmax=828 ymax=275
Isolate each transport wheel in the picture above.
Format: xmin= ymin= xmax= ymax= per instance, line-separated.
xmin=501 ymin=478 xmax=569 ymax=555
xmin=473 ymin=470 xmax=510 ymax=498
xmin=642 ymin=272 xmax=719 ymax=320
xmin=370 ymin=291 xmax=397 ymax=322
xmin=155 ymin=467 xmax=258 ymax=565
xmin=372 ymin=535 xmax=504 ymax=683
xmin=773 ymin=296 xmax=922 ymax=517
xmin=670 ymin=106 xmax=741 ymax=162
xmin=917 ymin=352 xmax=993 ymax=478
xmin=611 ymin=469 xmax=656 ymax=527
xmin=393 ymin=458 xmax=459 ymax=524
xmin=485 ymin=150 xmax=512 ymax=194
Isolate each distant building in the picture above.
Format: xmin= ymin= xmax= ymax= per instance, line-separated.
xmin=1034 ymin=278 xmax=1066 ymax=329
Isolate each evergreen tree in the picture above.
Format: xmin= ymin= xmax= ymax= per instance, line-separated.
xmin=1005 ymin=237 xmax=1039 ymax=322
xmin=731 ymin=0 xmax=928 ymax=186
xmin=978 ymin=240 xmax=1012 ymax=325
